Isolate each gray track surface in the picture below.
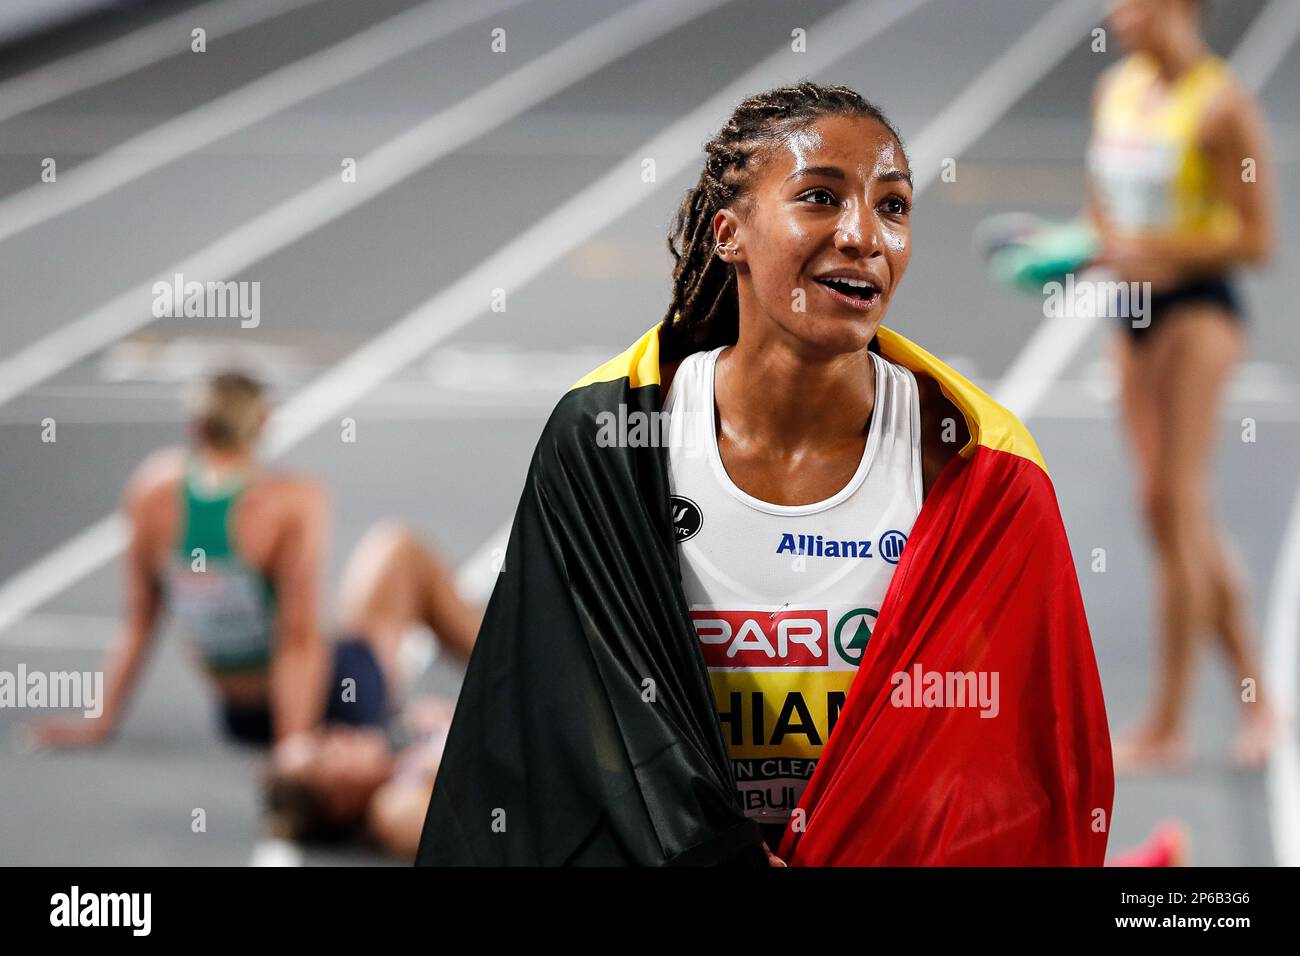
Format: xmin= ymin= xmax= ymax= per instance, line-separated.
xmin=0 ymin=0 xmax=1295 ymax=866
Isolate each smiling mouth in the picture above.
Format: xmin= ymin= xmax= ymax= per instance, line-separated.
xmin=813 ymin=276 xmax=881 ymax=308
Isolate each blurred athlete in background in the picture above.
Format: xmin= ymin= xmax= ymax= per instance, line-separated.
xmin=29 ymin=371 xmax=481 ymax=751
xmin=264 ymin=694 xmax=455 ymax=860
xmin=1086 ymin=0 xmax=1277 ymax=771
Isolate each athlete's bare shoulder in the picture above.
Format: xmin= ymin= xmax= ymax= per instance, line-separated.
xmin=122 ymin=448 xmax=186 ymax=550
xmin=1199 ymin=68 xmax=1262 ymax=148
xmin=125 ymin=447 xmax=185 ymax=506
xmin=235 ymin=473 xmax=327 ymax=562
xmin=1090 ymin=59 xmax=1128 ymax=114
xmin=252 ymin=471 xmax=328 ymax=517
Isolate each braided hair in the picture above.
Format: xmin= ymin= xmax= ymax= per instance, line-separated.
xmin=660 ymin=82 xmax=905 ymax=360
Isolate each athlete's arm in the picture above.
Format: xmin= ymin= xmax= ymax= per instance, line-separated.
xmin=660 ymin=356 xmax=683 ymax=397
xmin=268 ymin=479 xmax=331 ymax=743
xmin=917 ymin=375 xmax=968 ymax=499
xmin=1083 ymin=65 xmax=1119 ymax=235
xmin=1199 ymin=81 xmax=1276 ymax=266
xmin=30 ymin=458 xmax=170 ymax=747
xmin=761 ymin=842 xmax=787 ymax=867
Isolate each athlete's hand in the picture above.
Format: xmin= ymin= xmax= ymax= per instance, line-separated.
xmin=761 ymin=842 xmax=787 ymax=868
xmin=26 ymin=716 xmax=114 ymax=749
xmin=1093 ymin=233 xmax=1182 ymax=293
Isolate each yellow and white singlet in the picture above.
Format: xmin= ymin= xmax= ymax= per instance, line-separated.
xmin=1087 ymin=51 xmax=1237 ymax=242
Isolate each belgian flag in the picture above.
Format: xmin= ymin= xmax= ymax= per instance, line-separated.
xmin=416 ymin=323 xmax=1113 ymax=866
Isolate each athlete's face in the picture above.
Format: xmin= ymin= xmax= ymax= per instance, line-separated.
xmin=1108 ymin=0 xmax=1188 ymax=54
xmin=276 ymin=727 xmax=394 ymax=826
xmin=714 ymin=114 xmax=912 ymax=357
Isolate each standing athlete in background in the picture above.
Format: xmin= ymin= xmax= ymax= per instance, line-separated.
xmin=1087 ymin=0 xmax=1277 ymax=770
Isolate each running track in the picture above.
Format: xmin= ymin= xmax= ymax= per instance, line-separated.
xmin=0 ymin=0 xmax=1296 ymax=865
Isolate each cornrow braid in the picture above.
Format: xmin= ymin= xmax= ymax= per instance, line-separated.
xmin=660 ymin=82 xmax=905 ymax=360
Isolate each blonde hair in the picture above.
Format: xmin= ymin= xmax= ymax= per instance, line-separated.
xmin=189 ymin=371 xmax=268 ymax=449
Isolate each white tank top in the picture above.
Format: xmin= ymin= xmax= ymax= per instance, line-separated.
xmin=663 ymin=345 xmax=924 ymax=826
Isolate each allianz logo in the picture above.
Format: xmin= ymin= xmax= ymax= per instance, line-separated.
xmin=775 ymin=530 xmax=908 ymax=564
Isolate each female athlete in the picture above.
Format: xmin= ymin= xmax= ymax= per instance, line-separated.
xmin=30 ymin=371 xmax=481 ymax=750
xmin=418 ymin=82 xmax=1110 ymax=868
xmin=1087 ymin=0 xmax=1277 ymax=770
xmin=656 ymin=84 xmax=968 ymax=860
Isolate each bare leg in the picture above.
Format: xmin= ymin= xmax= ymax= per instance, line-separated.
xmin=1112 ymin=329 xmax=1162 ymax=497
xmin=1117 ymin=308 xmax=1266 ymax=769
xmin=1211 ymin=542 xmax=1274 ymax=767
xmin=1155 ymin=314 xmax=1271 ymax=766
xmin=335 ymin=522 xmax=482 ymax=690
xmin=1111 ymin=329 xmax=1191 ymax=769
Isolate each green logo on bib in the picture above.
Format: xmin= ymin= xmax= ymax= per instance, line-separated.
xmin=834 ymin=607 xmax=878 ymax=666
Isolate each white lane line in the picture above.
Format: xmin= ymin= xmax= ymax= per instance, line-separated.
xmin=0 ymin=0 xmax=738 ymax=638
xmin=0 ymin=0 xmax=531 ymax=246
xmin=0 ymin=611 xmax=120 ymax=649
xmin=0 ymin=519 xmax=125 ymax=642
xmin=992 ymin=0 xmax=1300 ymax=419
xmin=0 ymin=0 xmax=327 ymax=126
xmin=905 ymin=0 xmax=1105 ymax=192
xmin=0 ymin=0 xmax=729 ymax=412
xmin=1264 ymin=474 xmax=1300 ymax=867
xmin=994 ymin=297 xmax=1104 ymax=416
xmin=1232 ymin=0 xmax=1300 ymax=94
